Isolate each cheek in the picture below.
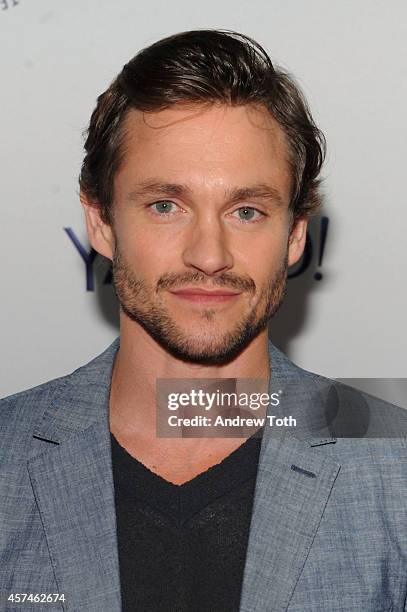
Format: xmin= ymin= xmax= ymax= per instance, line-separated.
xmin=236 ymin=232 xmax=288 ymax=273
xmin=116 ymin=224 xmax=179 ymax=276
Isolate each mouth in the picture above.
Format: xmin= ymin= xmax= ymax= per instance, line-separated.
xmin=169 ymin=287 xmax=242 ymax=303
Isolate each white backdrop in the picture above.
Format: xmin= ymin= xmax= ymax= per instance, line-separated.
xmin=1 ymin=0 xmax=406 ymax=398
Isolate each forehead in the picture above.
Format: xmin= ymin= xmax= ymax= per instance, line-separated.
xmin=115 ymin=103 xmax=292 ymax=199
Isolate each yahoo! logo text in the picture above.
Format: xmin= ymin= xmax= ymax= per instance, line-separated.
xmin=64 ymin=217 xmax=329 ymax=291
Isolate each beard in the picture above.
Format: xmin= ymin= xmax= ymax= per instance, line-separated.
xmin=112 ymin=243 xmax=288 ymax=366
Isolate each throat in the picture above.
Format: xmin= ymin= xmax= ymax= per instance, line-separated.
xmin=110 ymin=429 xmax=252 ymax=485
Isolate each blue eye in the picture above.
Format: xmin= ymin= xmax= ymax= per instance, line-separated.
xmin=150 ymin=200 xmax=177 ymax=214
xmin=233 ymin=207 xmax=264 ymax=222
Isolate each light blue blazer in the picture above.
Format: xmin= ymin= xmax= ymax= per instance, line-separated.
xmin=1 ymin=337 xmax=407 ymax=611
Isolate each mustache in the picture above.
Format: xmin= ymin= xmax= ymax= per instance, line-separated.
xmin=156 ymin=271 xmax=256 ymax=294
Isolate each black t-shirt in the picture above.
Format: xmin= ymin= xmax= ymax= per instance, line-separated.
xmin=110 ymin=432 xmax=262 ymax=612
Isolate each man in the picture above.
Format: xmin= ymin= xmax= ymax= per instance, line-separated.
xmin=1 ymin=29 xmax=407 ymax=612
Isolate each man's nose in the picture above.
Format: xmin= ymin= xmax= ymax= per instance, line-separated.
xmin=181 ymin=215 xmax=234 ymax=276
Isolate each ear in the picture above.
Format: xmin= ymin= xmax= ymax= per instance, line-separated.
xmin=288 ymin=218 xmax=308 ymax=267
xmin=80 ymin=191 xmax=114 ymax=261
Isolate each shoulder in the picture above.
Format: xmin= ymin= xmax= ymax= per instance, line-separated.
xmin=0 ymin=337 xmax=120 ymax=455
xmin=0 ymin=375 xmax=68 ymax=455
xmin=0 ymin=376 xmax=64 ymax=424
xmin=268 ymin=341 xmax=407 ymax=463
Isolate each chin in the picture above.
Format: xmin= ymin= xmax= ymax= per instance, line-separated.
xmin=158 ymin=325 xmax=258 ymax=365
xmin=163 ymin=344 xmax=244 ymax=366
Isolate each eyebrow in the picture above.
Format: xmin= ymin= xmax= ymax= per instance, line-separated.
xmin=125 ymin=179 xmax=286 ymax=207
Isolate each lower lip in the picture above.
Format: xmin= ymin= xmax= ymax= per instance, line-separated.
xmin=170 ymin=292 xmax=241 ymax=303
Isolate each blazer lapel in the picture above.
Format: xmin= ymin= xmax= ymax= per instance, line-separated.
xmin=239 ymin=434 xmax=340 ymax=612
xmin=27 ymin=420 xmax=121 ymax=611
xmin=239 ymin=340 xmax=341 ymax=611
xmin=27 ymin=339 xmax=121 ymax=612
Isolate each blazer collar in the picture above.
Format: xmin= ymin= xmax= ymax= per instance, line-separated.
xmin=32 ymin=338 xmax=120 ymax=446
xmin=32 ymin=336 xmax=336 ymax=449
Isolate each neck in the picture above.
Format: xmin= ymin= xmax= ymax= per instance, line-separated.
xmin=109 ymin=312 xmax=271 ymax=437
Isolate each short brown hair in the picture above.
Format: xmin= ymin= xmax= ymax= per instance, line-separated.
xmin=79 ymin=29 xmax=326 ymax=224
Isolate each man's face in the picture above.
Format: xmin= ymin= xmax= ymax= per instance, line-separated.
xmin=85 ymin=103 xmax=307 ymax=365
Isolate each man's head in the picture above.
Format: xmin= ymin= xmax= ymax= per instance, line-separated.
xmin=80 ymin=29 xmax=326 ymax=365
